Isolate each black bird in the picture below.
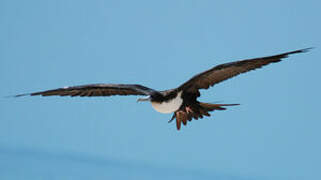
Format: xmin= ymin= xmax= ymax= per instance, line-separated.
xmin=16 ymin=48 xmax=311 ymax=130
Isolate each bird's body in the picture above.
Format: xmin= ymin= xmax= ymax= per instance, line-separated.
xmin=151 ymin=91 xmax=183 ymax=114
xmin=16 ymin=48 xmax=311 ymax=130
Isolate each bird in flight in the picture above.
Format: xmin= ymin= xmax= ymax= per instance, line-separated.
xmin=17 ymin=48 xmax=311 ymax=130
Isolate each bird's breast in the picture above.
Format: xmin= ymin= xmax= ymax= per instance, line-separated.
xmin=151 ymin=91 xmax=183 ymax=114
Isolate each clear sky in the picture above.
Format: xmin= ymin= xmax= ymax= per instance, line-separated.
xmin=1 ymin=0 xmax=320 ymax=179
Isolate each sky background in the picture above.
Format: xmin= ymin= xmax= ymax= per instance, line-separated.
xmin=1 ymin=0 xmax=321 ymax=179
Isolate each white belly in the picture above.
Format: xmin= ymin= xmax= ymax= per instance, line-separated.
xmin=151 ymin=91 xmax=183 ymax=114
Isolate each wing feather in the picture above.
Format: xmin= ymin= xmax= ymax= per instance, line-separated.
xmin=178 ymin=48 xmax=311 ymax=93
xmin=16 ymin=84 xmax=156 ymax=97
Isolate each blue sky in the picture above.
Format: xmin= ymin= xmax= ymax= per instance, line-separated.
xmin=1 ymin=0 xmax=320 ymax=179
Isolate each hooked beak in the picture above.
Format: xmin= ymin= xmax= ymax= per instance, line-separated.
xmin=137 ymin=96 xmax=151 ymax=102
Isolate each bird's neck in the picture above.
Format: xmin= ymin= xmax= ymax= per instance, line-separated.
xmin=150 ymin=90 xmax=180 ymax=103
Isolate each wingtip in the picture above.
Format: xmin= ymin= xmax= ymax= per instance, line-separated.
xmin=300 ymin=47 xmax=314 ymax=53
xmin=291 ymin=47 xmax=314 ymax=54
xmin=13 ymin=93 xmax=31 ymax=98
xmin=2 ymin=93 xmax=28 ymax=98
xmin=280 ymin=47 xmax=313 ymax=58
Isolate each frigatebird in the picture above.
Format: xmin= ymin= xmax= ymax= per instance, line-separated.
xmin=16 ymin=48 xmax=311 ymax=130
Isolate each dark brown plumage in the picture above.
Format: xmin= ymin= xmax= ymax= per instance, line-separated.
xmin=168 ymin=48 xmax=311 ymax=130
xmin=178 ymin=48 xmax=311 ymax=93
xmin=16 ymin=48 xmax=311 ymax=130
xmin=16 ymin=84 xmax=155 ymax=97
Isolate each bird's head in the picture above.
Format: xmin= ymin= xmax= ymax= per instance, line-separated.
xmin=137 ymin=95 xmax=151 ymax=102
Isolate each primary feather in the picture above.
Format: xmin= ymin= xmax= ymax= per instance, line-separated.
xmin=16 ymin=84 xmax=156 ymax=97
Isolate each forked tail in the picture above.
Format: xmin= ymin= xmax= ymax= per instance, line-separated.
xmin=199 ymin=102 xmax=240 ymax=111
xmin=171 ymin=102 xmax=240 ymax=130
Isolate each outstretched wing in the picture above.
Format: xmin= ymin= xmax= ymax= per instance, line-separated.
xmin=16 ymin=84 xmax=156 ymax=97
xmin=178 ymin=48 xmax=311 ymax=93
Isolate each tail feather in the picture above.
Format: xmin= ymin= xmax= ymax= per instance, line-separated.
xmin=170 ymin=102 xmax=239 ymax=130
xmin=199 ymin=103 xmax=240 ymax=111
